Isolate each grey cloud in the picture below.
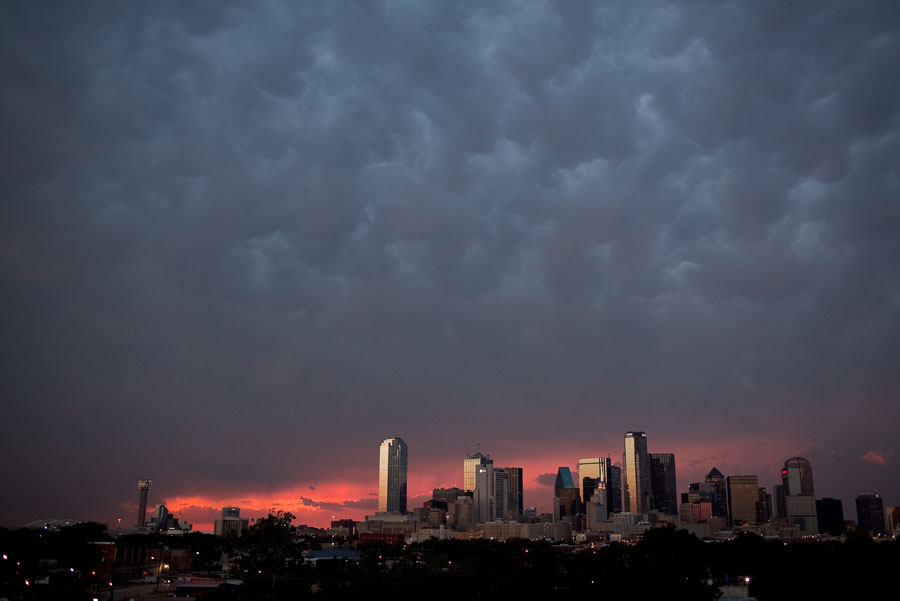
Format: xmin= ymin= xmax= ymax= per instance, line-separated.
xmin=535 ymin=473 xmax=556 ymax=487
xmin=299 ymin=497 xmax=377 ymax=513
xmin=1 ymin=0 xmax=899 ymax=525
xmin=340 ymin=498 xmax=379 ymax=510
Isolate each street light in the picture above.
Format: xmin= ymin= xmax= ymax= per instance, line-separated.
xmin=155 ymin=561 xmax=169 ymax=592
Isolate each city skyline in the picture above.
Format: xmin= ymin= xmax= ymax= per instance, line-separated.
xmin=2 ymin=2 xmax=898 ymax=531
xmin=11 ymin=435 xmax=895 ymax=532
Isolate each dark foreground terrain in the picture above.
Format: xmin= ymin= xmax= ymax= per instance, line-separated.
xmin=2 ymin=519 xmax=896 ymax=600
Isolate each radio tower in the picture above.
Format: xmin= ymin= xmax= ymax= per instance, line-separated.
xmin=137 ymin=479 xmax=152 ymax=527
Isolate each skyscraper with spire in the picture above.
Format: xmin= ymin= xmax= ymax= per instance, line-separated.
xmin=378 ymin=437 xmax=408 ymax=514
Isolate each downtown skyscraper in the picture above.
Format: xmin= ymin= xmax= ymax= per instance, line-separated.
xmin=472 ymin=459 xmax=523 ymax=522
xmin=137 ymin=479 xmax=151 ymax=527
xmin=378 ymin=437 xmax=408 ymax=514
xmin=577 ymin=457 xmax=611 ymax=507
xmin=856 ymin=493 xmax=886 ymax=536
xmin=781 ymin=456 xmax=817 ymax=535
xmin=623 ymin=431 xmax=653 ymax=514
xmin=727 ymin=475 xmax=759 ymax=526
xmin=781 ymin=457 xmax=814 ymax=496
xmin=650 ymin=453 xmax=677 ymax=515
xmin=464 ymin=451 xmax=492 ymax=492
xmin=704 ymin=467 xmax=728 ymax=518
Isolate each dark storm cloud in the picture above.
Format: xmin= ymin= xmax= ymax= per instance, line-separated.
xmin=299 ymin=497 xmax=377 ymax=512
xmin=1 ymin=1 xmax=899 ymax=525
xmin=535 ymin=473 xmax=557 ymax=488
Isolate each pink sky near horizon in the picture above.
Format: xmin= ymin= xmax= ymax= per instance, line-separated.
xmin=123 ymin=437 xmax=810 ymax=530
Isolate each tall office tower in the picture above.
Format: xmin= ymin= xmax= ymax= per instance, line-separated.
xmin=623 ymin=432 xmax=653 ymax=514
xmin=816 ymin=498 xmax=845 ymax=536
xmin=772 ymin=484 xmax=786 ymax=517
xmin=475 ymin=465 xmax=511 ymax=522
xmin=856 ymin=493 xmax=886 ymax=536
xmin=607 ymin=464 xmax=622 ymax=513
xmin=650 ymin=453 xmax=677 ymax=515
xmin=378 ymin=437 xmax=408 ymax=514
xmin=726 ymin=475 xmax=759 ymax=526
xmin=577 ymin=458 xmax=609 ymax=505
xmin=756 ymin=487 xmax=772 ymax=524
xmin=781 ymin=457 xmax=817 ymax=535
xmin=493 ymin=468 xmax=510 ymax=520
xmin=503 ymin=467 xmax=524 ymax=517
xmin=781 ymin=457 xmax=814 ymax=495
xmin=552 ymin=466 xmax=580 ymax=522
xmin=577 ymin=458 xmax=599 ymax=502
xmin=554 ymin=467 xmax=576 ymax=498
xmin=474 ymin=465 xmax=492 ymax=522
xmin=137 ymin=479 xmax=151 ymax=527
xmin=464 ymin=451 xmax=493 ymax=492
xmin=704 ymin=468 xmax=728 ymax=518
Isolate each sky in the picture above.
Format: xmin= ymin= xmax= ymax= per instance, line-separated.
xmin=1 ymin=1 xmax=899 ymax=531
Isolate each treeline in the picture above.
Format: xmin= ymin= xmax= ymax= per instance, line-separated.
xmin=1 ymin=517 xmax=897 ymax=600
xmin=310 ymin=528 xmax=897 ymax=601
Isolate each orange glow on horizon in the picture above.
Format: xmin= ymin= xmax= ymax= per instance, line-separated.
xmin=163 ymin=481 xmax=380 ymax=529
xmin=157 ymin=437 xmax=798 ymax=529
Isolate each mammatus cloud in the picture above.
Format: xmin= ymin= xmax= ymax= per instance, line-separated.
xmin=0 ymin=1 xmax=898 ymax=527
